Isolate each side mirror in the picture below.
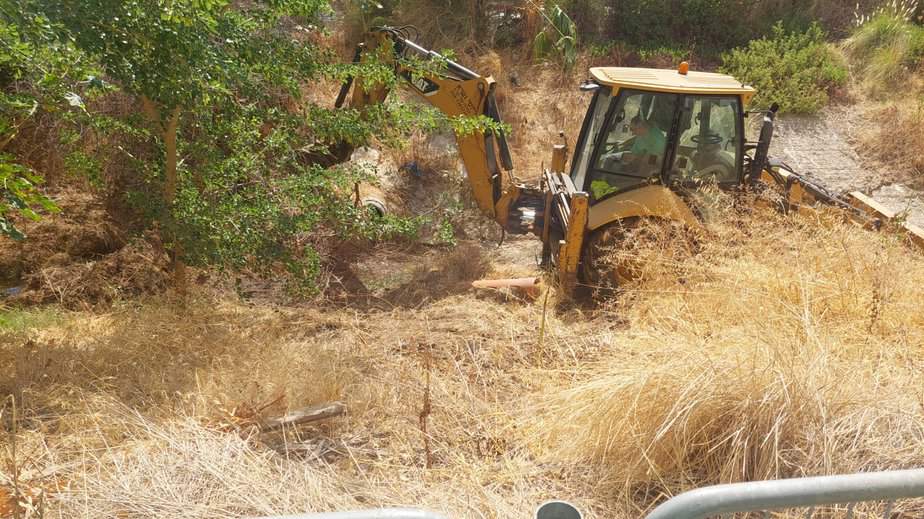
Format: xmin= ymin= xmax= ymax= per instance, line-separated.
xmin=580 ymin=81 xmax=600 ymax=92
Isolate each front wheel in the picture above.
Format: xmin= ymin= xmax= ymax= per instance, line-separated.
xmin=580 ymin=217 xmax=698 ymax=296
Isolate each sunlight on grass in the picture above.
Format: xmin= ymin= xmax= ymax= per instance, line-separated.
xmin=0 ymin=306 xmax=64 ymax=333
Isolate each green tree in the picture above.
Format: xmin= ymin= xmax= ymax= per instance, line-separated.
xmin=8 ymin=0 xmax=446 ymax=296
xmin=14 ymin=0 xmax=340 ymax=292
xmin=0 ymin=11 xmax=90 ymax=239
xmin=13 ymin=0 xmax=324 ymax=291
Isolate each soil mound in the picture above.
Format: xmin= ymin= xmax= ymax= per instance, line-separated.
xmin=1 ymin=190 xmax=168 ymax=308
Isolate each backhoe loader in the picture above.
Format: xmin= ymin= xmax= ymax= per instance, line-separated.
xmin=335 ymin=26 xmax=924 ymax=297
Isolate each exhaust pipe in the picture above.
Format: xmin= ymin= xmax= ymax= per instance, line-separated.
xmin=749 ymin=102 xmax=779 ymax=182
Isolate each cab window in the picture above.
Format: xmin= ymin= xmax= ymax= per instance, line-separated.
xmin=570 ymin=87 xmax=612 ymax=192
xmin=587 ymin=90 xmax=678 ymax=200
xmin=670 ymin=96 xmax=741 ymax=185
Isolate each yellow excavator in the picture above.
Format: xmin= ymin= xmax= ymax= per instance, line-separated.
xmin=335 ymin=26 xmax=924 ymax=296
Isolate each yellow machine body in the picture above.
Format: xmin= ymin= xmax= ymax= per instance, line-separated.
xmin=589 ymin=67 xmax=755 ymax=102
xmin=337 ymin=30 xmax=922 ymax=298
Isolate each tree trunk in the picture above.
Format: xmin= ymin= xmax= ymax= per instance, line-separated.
xmin=163 ymin=107 xmax=186 ymax=296
xmin=141 ymin=96 xmax=186 ymax=296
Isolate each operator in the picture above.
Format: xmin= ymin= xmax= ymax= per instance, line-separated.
xmin=625 ymin=114 xmax=666 ymax=161
xmin=591 ymin=115 xmax=667 ymax=199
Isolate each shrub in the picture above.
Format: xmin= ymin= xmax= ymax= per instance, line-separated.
xmin=845 ymin=0 xmax=924 ymax=91
xmin=532 ymin=2 xmax=578 ymax=70
xmin=721 ymin=23 xmax=847 ymax=113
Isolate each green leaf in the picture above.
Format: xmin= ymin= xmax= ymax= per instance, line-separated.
xmin=533 ymin=31 xmax=552 ymax=59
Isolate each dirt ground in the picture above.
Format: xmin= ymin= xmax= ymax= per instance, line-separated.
xmin=0 ymin=189 xmax=168 ymax=309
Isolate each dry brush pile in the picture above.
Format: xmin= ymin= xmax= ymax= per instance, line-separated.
xmin=2 ymin=200 xmax=924 ymax=518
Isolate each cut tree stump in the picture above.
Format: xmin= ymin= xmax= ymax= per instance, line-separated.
xmin=259 ymin=401 xmax=345 ymax=432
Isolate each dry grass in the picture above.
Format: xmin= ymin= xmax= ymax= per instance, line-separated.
xmin=527 ymin=197 xmax=924 ymax=513
xmin=857 ymin=101 xmax=924 ymax=179
xmin=3 ymin=197 xmax=924 ymax=518
xmin=0 ymin=290 xmax=607 ymax=518
xmin=499 ymin=58 xmax=589 ymax=180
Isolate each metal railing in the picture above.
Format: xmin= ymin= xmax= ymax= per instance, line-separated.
xmin=252 ymin=468 xmax=924 ymax=519
xmin=644 ymin=468 xmax=924 ymax=519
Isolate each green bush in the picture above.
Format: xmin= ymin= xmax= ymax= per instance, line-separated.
xmin=721 ymin=23 xmax=847 ymax=113
xmin=845 ymin=5 xmax=924 ymax=90
xmin=533 ymin=2 xmax=578 ymax=70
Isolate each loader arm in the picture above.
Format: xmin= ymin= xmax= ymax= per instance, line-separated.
xmin=749 ymin=106 xmax=924 ymax=248
xmin=335 ymin=27 xmax=539 ymax=232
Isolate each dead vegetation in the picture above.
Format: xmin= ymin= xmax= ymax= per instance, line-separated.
xmin=3 ymin=198 xmax=924 ymax=518
xmin=0 ymin=190 xmax=168 ymax=309
xmin=857 ymin=102 xmax=924 ymax=182
xmin=528 ymin=197 xmax=924 ymax=514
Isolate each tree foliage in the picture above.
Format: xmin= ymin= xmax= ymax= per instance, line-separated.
xmin=0 ymin=9 xmax=92 ymax=238
xmin=2 ymin=0 xmax=439 ymax=293
xmin=0 ymin=157 xmax=58 ymax=239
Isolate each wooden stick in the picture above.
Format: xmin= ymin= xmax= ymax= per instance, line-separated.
xmin=259 ymin=401 xmax=345 ymax=432
xmin=472 ymin=277 xmax=541 ymax=298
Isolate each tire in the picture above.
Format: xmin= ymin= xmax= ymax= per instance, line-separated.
xmin=580 ymin=217 xmax=698 ymax=296
xmin=580 ymin=218 xmax=639 ymax=294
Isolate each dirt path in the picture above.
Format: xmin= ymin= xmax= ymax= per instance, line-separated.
xmin=772 ymin=108 xmax=924 ymax=228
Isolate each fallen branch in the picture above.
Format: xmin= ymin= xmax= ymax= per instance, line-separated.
xmin=259 ymin=401 xmax=345 ymax=432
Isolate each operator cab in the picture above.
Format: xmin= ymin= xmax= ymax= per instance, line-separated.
xmin=570 ymin=66 xmax=754 ymax=202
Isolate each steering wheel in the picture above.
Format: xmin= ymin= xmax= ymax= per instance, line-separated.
xmin=691 ymin=132 xmax=723 ymax=145
xmin=602 ymin=141 xmax=623 ymax=154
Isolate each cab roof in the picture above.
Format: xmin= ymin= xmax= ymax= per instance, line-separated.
xmin=590 ymin=67 xmax=755 ymax=104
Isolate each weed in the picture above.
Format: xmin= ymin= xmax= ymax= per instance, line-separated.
xmin=0 ymin=307 xmax=62 ymax=333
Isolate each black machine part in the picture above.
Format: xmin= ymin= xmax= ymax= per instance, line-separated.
xmin=748 ymin=102 xmax=779 ymax=182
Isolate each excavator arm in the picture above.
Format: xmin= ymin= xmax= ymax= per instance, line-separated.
xmin=334 ymin=27 xmax=542 ymax=233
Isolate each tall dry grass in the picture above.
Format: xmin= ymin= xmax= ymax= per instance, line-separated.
xmin=1 ymin=291 xmax=607 ymax=518
xmin=844 ymin=0 xmax=924 ymax=93
xmin=528 ymin=196 xmax=924 ymax=513
xmin=3 ymin=197 xmax=924 ymax=518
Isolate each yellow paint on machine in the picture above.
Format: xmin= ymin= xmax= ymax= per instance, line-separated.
xmin=558 ymin=192 xmax=589 ymax=296
xmin=353 ymin=31 xmax=506 ymax=219
xmin=590 ymin=67 xmax=756 ymax=105
xmin=587 ymin=185 xmax=702 ymax=231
